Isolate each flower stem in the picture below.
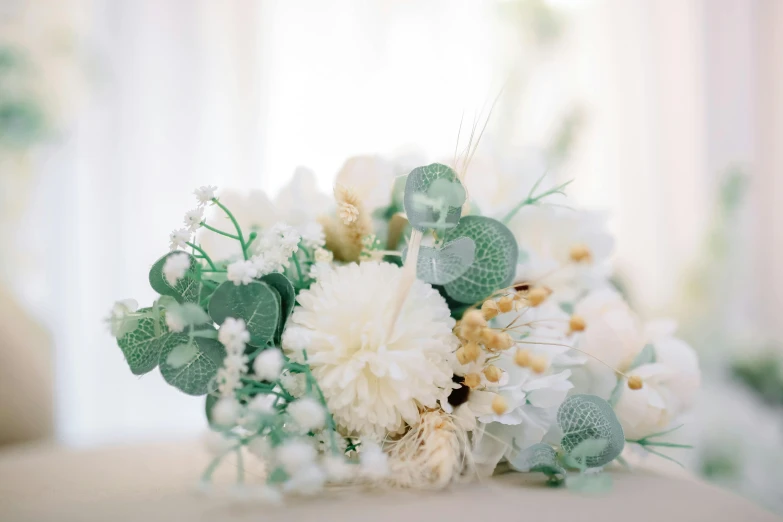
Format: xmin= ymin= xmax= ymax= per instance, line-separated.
xmin=200 ymin=222 xmax=240 ymax=240
xmin=186 ymin=242 xmax=217 ymax=271
xmin=213 ymin=198 xmax=248 ymax=260
xmin=292 ymin=254 xmax=305 ymax=287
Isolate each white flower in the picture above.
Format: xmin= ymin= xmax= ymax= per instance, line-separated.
xmin=253 ymin=348 xmax=284 ymax=381
xmin=212 ymin=398 xmax=242 ymax=428
xmin=441 ymin=389 xmax=496 ymax=431
xmin=288 ymin=397 xmax=326 ymax=433
xmin=279 ymin=371 xmax=306 ymax=398
xmin=314 ymin=248 xmax=333 ymax=263
xmin=359 ymin=441 xmax=389 ymax=480
xmin=471 ymin=360 xmax=573 ymax=476
xmin=283 ymin=262 xmax=457 ymax=437
xmin=184 ymin=208 xmax=204 ymax=231
xmin=227 ymin=259 xmax=258 ymax=286
xmin=106 ymin=299 xmax=138 ymax=337
xmin=165 ymin=309 xmax=186 ymax=333
xmin=218 ymin=318 xmax=250 ymax=355
xmin=194 ymin=185 xmax=217 ymax=206
xmin=169 ymin=228 xmax=192 ymax=251
xmin=299 ymin=222 xmax=325 ymax=249
xmin=334 ymin=155 xmax=397 ymax=212
xmin=276 ymin=439 xmax=317 ymax=474
xmin=199 ymin=189 xmax=277 ymax=261
xmin=568 ymin=288 xmax=646 ymax=399
xmin=508 ymin=206 xmax=614 ymax=301
xmin=322 ymin=455 xmax=354 ymax=482
xmin=163 ymin=252 xmax=191 ymax=286
xmin=284 ymin=464 xmax=326 ymax=495
xmin=274 ymin=167 xmax=333 ymax=225
xmin=247 ymin=436 xmax=272 ymax=460
xmin=614 ymin=321 xmax=700 ymax=440
xmin=247 ymin=394 xmax=276 ymax=415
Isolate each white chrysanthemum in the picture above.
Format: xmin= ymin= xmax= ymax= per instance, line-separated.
xmin=169 ymin=228 xmax=192 ymax=251
xmin=283 ymin=262 xmax=458 ymax=437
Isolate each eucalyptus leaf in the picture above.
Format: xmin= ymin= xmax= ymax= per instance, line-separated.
xmin=508 ymin=443 xmax=565 ymax=477
xmin=149 ymin=252 xmax=200 ymax=303
xmin=159 ymin=336 xmax=226 ymax=395
xmin=208 ymin=281 xmax=281 ymax=347
xmin=442 ymin=216 xmax=519 ymax=304
xmin=260 ymin=273 xmax=296 ymax=344
xmin=403 ymin=237 xmax=476 ymax=285
xmin=166 ymin=302 xmax=212 ymax=328
xmin=165 ymin=342 xmax=199 ymax=368
xmin=116 ymin=307 xmax=183 ymax=376
xmin=629 ymin=344 xmax=656 ymax=370
xmin=403 ymin=163 xmax=465 ymax=231
xmin=558 ymin=394 xmax=625 ymax=468
xmin=567 ymin=439 xmax=609 ymax=468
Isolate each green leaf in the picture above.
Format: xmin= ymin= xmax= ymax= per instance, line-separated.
xmin=568 ymin=439 xmax=609 ymax=468
xmin=165 ymin=342 xmax=199 ymax=368
xmin=404 ymin=237 xmax=476 ymax=285
xmin=159 ymin=336 xmax=226 ymax=395
xmin=149 ymin=252 xmax=201 ymax=303
xmin=629 ymin=344 xmax=656 ymax=370
xmin=442 ymin=216 xmax=519 ymax=304
xmin=508 ymin=443 xmax=565 ymax=477
xmin=205 ymin=394 xmax=218 ymax=425
xmin=260 ymin=273 xmax=296 ymax=345
xmin=608 ymin=379 xmax=623 ymax=407
xmin=565 ymin=472 xmax=613 ymax=494
xmin=558 ymin=394 xmax=625 ymax=468
xmin=403 ymin=163 xmax=465 ymax=231
xmin=559 ymin=302 xmax=574 ymax=315
xmin=165 ymin=302 xmax=212 ymax=329
xmin=116 ymin=307 xmax=177 ymax=375
xmin=208 ymin=281 xmax=281 ymax=347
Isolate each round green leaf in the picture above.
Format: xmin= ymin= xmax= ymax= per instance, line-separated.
xmin=508 ymin=443 xmax=565 ymax=477
xmin=116 ymin=308 xmax=164 ymax=375
xmin=442 ymin=216 xmax=519 ymax=303
xmin=149 ymin=252 xmax=200 ymax=303
xmin=403 ymin=163 xmax=465 ymax=231
xmin=261 ymin=273 xmax=296 ymax=345
xmin=208 ymin=281 xmax=281 ymax=347
xmin=558 ymin=394 xmax=625 ymax=468
xmin=159 ymin=336 xmax=226 ymax=396
xmin=404 ymin=237 xmax=476 ymax=285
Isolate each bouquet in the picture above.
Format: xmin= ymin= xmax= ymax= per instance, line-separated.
xmin=107 ymin=155 xmax=700 ymax=501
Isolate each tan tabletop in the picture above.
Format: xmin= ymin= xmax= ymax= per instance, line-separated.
xmin=0 ymin=440 xmax=779 ymax=522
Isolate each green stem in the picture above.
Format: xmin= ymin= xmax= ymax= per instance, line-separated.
xmin=301 ymin=351 xmax=338 ymax=454
xmin=501 ymin=179 xmax=574 ymax=224
xmin=292 ymin=254 xmax=305 ymax=287
xmin=200 ymin=222 xmax=240 ymax=240
xmin=186 ymin=242 xmax=217 ymax=271
xmin=245 ymin=232 xmax=258 ymax=253
xmin=213 ymin=199 xmax=248 ymax=260
xmin=201 ymin=445 xmax=238 ymax=483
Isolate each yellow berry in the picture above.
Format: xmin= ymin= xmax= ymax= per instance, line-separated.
xmin=497 ymin=296 xmax=514 ymax=313
xmin=463 ymin=310 xmax=487 ymax=329
xmin=569 ymin=315 xmax=587 ymax=333
xmin=481 ymin=300 xmax=500 ymax=320
xmin=569 ymin=244 xmax=592 ymax=263
xmin=464 ymin=373 xmax=482 ymax=389
xmin=456 ymin=347 xmax=470 ymax=365
xmin=628 ymin=376 xmax=644 ymax=390
xmin=461 ymin=341 xmax=481 ymax=364
xmin=531 ymin=355 xmax=548 ymax=374
xmin=483 ymin=365 xmax=502 ymax=383
xmin=514 ymin=349 xmax=532 ymax=367
xmin=527 ymin=288 xmax=548 ymax=307
xmin=491 ymin=395 xmax=508 ymax=415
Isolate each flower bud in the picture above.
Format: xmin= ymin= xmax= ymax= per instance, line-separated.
xmin=569 ymin=244 xmax=592 ymax=263
xmin=514 ymin=349 xmax=532 ymax=367
xmin=628 ymin=376 xmax=644 ymax=390
xmin=531 ymin=354 xmax=548 ymax=374
xmin=569 ymin=315 xmax=587 ymax=333
xmin=483 ymin=365 xmax=502 ymax=383
xmin=464 ymin=373 xmax=482 ymax=389
xmin=497 ymin=296 xmax=514 ymax=313
xmin=462 ymin=310 xmax=487 ymax=329
xmin=527 ymin=288 xmax=548 ymax=307
xmin=481 ymin=300 xmax=500 ymax=320
xmin=491 ymin=395 xmax=508 ymax=415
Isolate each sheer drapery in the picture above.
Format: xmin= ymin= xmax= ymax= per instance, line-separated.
xmin=15 ymin=0 xmax=779 ymax=445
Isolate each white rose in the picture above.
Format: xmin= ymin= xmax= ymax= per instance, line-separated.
xmin=614 ymin=321 xmax=700 ymax=440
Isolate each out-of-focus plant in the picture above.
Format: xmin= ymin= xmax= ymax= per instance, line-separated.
xmin=732 ymin=350 xmax=783 ymax=408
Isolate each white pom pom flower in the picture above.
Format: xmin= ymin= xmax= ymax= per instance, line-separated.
xmin=283 ymin=262 xmax=457 ymax=438
xmin=163 ymin=252 xmax=191 ymax=285
xmin=253 ymin=348 xmax=284 ymax=381
xmin=287 ymin=397 xmax=326 ymax=433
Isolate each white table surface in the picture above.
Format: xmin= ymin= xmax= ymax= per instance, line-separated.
xmin=0 ymin=440 xmax=779 ymax=522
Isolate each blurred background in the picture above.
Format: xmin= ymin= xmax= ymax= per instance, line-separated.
xmin=1 ymin=0 xmax=781 ymax=514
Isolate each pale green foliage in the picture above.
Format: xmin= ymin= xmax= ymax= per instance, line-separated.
xmin=261 ymin=273 xmax=296 ymax=345
xmin=208 ymin=280 xmax=281 ymax=347
xmin=116 ymin=308 xmax=168 ymax=375
xmin=509 ymin=443 xmax=564 ymax=477
xmin=149 ymin=252 xmax=200 ymax=303
xmin=442 ymin=216 xmax=519 ymax=303
xmin=558 ymin=394 xmax=625 ymax=468
xmin=629 ymin=343 xmax=656 ymax=370
xmin=159 ymin=336 xmax=225 ymax=395
xmin=165 ymin=343 xmax=199 ymax=368
xmin=404 ymin=163 xmax=466 ymax=231
xmin=409 ymin=237 xmax=476 ymax=285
